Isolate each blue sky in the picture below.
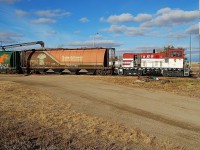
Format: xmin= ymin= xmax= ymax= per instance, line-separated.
xmin=0 ymin=0 xmax=199 ymax=61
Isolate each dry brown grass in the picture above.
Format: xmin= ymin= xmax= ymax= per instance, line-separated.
xmin=84 ymin=75 xmax=200 ymax=99
xmin=0 ymin=81 xmax=183 ymax=149
xmin=191 ymin=62 xmax=200 ymax=76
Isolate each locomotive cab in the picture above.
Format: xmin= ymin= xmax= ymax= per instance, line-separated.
xmin=165 ymin=49 xmax=190 ymax=77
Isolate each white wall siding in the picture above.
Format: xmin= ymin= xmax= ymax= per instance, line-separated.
xmin=141 ymin=58 xmax=183 ymax=68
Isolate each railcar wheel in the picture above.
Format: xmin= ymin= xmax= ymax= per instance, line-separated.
xmin=102 ymin=70 xmax=106 ymax=75
xmin=162 ymin=71 xmax=168 ymax=77
xmin=137 ymin=71 xmax=143 ymax=76
xmin=96 ymin=70 xmax=102 ymax=75
xmin=106 ymin=70 xmax=112 ymax=75
xmin=123 ymin=70 xmax=128 ymax=76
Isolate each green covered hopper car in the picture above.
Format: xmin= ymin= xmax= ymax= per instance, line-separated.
xmin=0 ymin=51 xmax=21 ymax=73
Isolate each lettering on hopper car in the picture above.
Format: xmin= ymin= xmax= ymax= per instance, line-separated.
xmin=37 ymin=53 xmax=46 ymax=65
xmin=62 ymin=56 xmax=83 ymax=62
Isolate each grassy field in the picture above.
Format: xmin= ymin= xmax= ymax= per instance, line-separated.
xmin=86 ymin=75 xmax=200 ymax=99
xmin=191 ymin=62 xmax=200 ymax=77
xmin=0 ymin=80 xmax=183 ymax=150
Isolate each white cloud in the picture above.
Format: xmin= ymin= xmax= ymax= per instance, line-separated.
xmin=0 ymin=30 xmax=23 ymax=43
xmin=185 ymin=23 xmax=199 ymax=34
xmin=156 ymin=7 xmax=171 ymax=15
xmin=107 ymin=13 xmax=134 ymax=23
xmin=133 ymin=14 xmax=152 ymax=22
xmin=34 ymin=30 xmax=57 ymax=37
xmin=135 ymin=46 xmax=163 ymax=51
xmin=67 ymin=40 xmax=122 ymax=48
xmin=31 ymin=18 xmax=56 ymax=24
xmin=100 ymin=17 xmax=105 ymax=22
xmin=166 ymin=32 xmax=188 ymax=39
xmin=15 ymin=9 xmax=28 ymax=17
xmin=79 ymin=17 xmax=89 ymax=23
xmin=95 ymin=40 xmax=122 ymax=47
xmin=35 ymin=9 xmax=71 ymax=18
xmin=142 ymin=8 xmax=199 ymax=27
xmin=104 ymin=25 xmax=148 ymax=36
xmin=153 ymin=30 xmax=188 ymax=38
xmin=101 ymin=7 xmax=198 ymax=40
xmin=0 ymin=0 xmax=20 ymax=4
xmin=102 ymin=13 xmax=152 ymax=23
xmin=46 ymin=30 xmax=57 ymax=35
xmin=74 ymin=30 xmax=81 ymax=34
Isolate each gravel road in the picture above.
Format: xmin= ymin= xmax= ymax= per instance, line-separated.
xmin=1 ymin=75 xmax=200 ymax=149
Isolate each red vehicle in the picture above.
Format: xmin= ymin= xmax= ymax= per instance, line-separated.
xmin=120 ymin=49 xmax=190 ymax=77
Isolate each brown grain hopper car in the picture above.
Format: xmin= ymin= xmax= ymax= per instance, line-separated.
xmin=21 ymin=48 xmax=115 ymax=75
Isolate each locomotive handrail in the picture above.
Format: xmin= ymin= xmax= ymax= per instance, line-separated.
xmin=0 ymin=41 xmax=45 ymax=51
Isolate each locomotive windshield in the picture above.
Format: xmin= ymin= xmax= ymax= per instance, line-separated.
xmin=168 ymin=49 xmax=183 ymax=58
xmin=170 ymin=51 xmax=182 ymax=57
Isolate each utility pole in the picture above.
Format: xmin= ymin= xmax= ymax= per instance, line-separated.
xmin=199 ymin=34 xmax=200 ymax=77
xmin=93 ymin=33 xmax=99 ymax=48
xmin=198 ymin=0 xmax=200 ymax=77
xmin=93 ymin=35 xmax=95 ymax=48
xmin=190 ymin=33 xmax=192 ymax=68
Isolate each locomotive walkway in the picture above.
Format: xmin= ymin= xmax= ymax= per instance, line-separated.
xmin=1 ymin=75 xmax=200 ymax=149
